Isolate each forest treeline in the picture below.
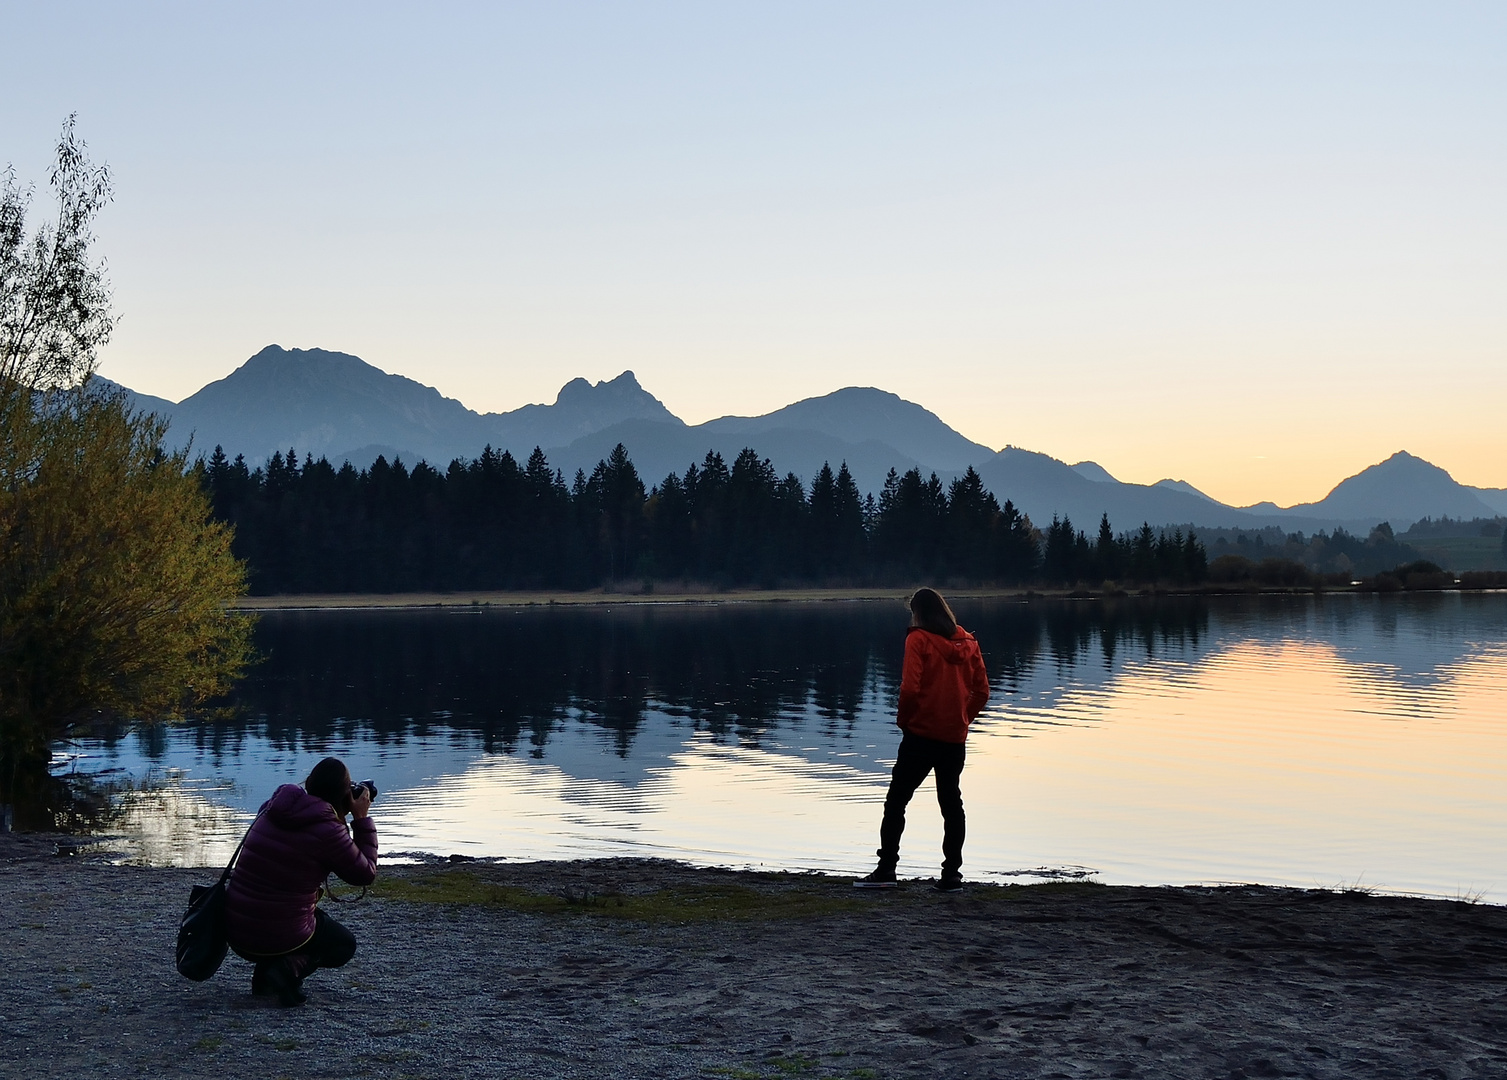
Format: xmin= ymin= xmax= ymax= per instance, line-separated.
xmin=199 ymin=443 xmax=1210 ymax=594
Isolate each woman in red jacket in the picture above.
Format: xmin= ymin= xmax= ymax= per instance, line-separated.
xmin=225 ymin=757 xmax=378 ymax=1006
xmin=856 ymin=588 xmax=989 ymax=891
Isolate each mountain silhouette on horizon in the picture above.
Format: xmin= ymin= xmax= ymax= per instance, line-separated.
xmin=113 ymin=345 xmax=1504 ymax=533
xmin=1239 ymin=451 xmax=1499 ymax=524
xmin=539 ymin=386 xmax=991 ymax=494
xmin=1070 ymin=460 xmax=1120 ymax=484
xmin=701 ymin=387 xmax=994 ymax=471
xmin=166 ymin=346 xmax=485 ymax=464
xmin=149 ymin=345 xmax=677 ymax=466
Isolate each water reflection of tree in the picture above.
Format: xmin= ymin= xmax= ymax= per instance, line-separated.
xmin=101 ymin=600 xmax=1213 ymax=763
xmin=968 ymin=598 xmax=1210 ymax=686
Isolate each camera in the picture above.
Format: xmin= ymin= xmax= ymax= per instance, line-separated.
xmin=350 ymin=779 xmax=379 ymax=805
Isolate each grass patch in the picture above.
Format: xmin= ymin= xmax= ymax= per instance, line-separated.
xmin=373 ymin=871 xmax=866 ymax=922
xmin=706 ymin=1059 xmax=855 ymax=1080
xmin=1331 ymin=875 xmax=1379 ymax=897
xmin=952 ymin=879 xmax=1108 ymax=904
xmin=768 ymin=1053 xmax=820 ymax=1073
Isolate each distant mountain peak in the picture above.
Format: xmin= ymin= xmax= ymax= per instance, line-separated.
xmin=1071 ymin=461 xmax=1119 ymax=484
xmin=240 ymin=344 xmax=381 ymax=377
xmin=1154 ymin=478 xmax=1218 ymax=503
xmin=1323 ymin=450 xmax=1456 ymax=498
xmin=700 ymin=384 xmax=994 ymax=471
xmin=506 ymin=370 xmax=681 ymax=436
xmin=554 ymin=370 xmax=653 ymax=407
xmin=1260 ymin=448 xmax=1496 ymax=525
xmin=151 ymin=349 xmax=684 ymax=467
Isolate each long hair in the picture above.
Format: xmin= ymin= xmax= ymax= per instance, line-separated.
xmin=305 ymin=756 xmax=353 ymax=814
xmin=909 ymin=587 xmax=958 ymax=638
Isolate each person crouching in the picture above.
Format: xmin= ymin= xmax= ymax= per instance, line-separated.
xmin=225 ymin=757 xmax=378 ymax=1006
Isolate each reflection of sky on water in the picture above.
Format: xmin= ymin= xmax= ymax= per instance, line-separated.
xmin=64 ymin=594 xmax=1507 ymax=901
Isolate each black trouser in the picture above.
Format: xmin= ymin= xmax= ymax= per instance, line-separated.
xmin=878 ymin=732 xmax=966 ymax=878
xmin=234 ymin=909 xmax=357 ymax=983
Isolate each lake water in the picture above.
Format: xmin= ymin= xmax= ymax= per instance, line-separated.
xmin=61 ymin=593 xmax=1507 ymax=902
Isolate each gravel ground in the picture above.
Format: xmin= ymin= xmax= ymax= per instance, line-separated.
xmin=3 ymin=838 xmax=1506 ymax=1080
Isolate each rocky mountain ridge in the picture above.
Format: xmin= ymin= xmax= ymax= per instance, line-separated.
xmin=108 ymin=345 xmax=1503 ymax=534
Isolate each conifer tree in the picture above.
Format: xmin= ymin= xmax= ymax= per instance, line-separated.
xmin=1131 ymin=523 xmax=1157 ymax=581
xmin=1095 ymin=514 xmax=1118 ymax=581
xmin=726 ymin=448 xmax=779 ymax=581
xmin=1043 ymin=516 xmax=1078 ymax=583
xmin=647 ymin=471 xmax=692 ymax=578
xmin=831 ymin=464 xmax=867 ymax=574
xmin=807 ymin=462 xmax=838 ymax=577
xmin=946 ymin=467 xmax=998 ymax=578
xmin=1184 ymin=529 xmax=1208 ymax=582
xmin=586 ymin=444 xmax=646 ymax=582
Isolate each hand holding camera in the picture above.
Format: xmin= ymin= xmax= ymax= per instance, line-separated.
xmin=349 ymin=779 xmax=378 ymax=819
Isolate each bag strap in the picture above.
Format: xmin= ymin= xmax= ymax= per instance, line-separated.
xmin=215 ymin=805 xmax=265 ymax=887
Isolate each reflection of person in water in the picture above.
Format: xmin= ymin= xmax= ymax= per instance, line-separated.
xmin=856 ymin=588 xmax=989 ymax=892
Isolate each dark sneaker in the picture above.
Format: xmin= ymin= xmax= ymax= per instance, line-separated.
xmin=853 ymin=868 xmax=898 ymax=889
xmin=250 ymin=964 xmax=274 ymax=997
xmin=260 ymin=958 xmax=307 ymax=1007
xmin=933 ymin=876 xmax=965 ymax=893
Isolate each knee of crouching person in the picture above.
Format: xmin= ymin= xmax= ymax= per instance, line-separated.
xmin=330 ymin=936 xmax=358 ymax=969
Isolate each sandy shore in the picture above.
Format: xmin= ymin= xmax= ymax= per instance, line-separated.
xmin=3 ymin=838 xmax=1504 ymax=1080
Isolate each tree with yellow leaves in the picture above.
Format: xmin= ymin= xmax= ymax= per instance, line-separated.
xmin=0 ymin=119 xmax=253 ymax=827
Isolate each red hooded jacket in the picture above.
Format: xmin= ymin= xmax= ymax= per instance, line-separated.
xmin=896 ymin=625 xmax=990 ymax=744
xmin=225 ymin=784 xmax=378 ymax=956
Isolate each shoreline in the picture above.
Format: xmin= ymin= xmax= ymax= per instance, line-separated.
xmin=225 ymin=582 xmax=1504 ymax=611
xmin=4 ymin=851 xmax=1505 ymax=1078
xmin=5 ymin=833 xmax=1497 ymax=907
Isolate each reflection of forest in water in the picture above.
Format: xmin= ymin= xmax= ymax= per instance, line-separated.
xmin=100 ymin=593 xmax=1507 ymax=770
xmin=112 ymin=599 xmax=1212 ymax=761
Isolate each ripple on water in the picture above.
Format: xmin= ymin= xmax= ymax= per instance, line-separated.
xmin=64 ymin=594 xmax=1507 ymax=900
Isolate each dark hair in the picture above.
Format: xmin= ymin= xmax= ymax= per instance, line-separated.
xmin=909 ymin=587 xmax=958 ymax=638
xmin=305 ymin=756 xmax=353 ymax=814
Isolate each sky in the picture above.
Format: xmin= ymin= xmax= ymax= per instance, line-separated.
xmin=3 ymin=2 xmax=1504 ymax=507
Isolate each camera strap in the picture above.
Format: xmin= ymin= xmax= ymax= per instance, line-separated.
xmin=319 ymin=874 xmax=367 ymax=903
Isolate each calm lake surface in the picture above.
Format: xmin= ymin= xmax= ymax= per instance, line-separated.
xmin=63 ymin=593 xmax=1507 ymax=901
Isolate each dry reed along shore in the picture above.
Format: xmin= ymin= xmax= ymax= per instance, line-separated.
xmin=3 ymin=836 xmax=1505 ymax=1080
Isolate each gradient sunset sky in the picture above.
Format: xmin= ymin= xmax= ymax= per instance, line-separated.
xmin=4 ymin=3 xmax=1503 ymax=507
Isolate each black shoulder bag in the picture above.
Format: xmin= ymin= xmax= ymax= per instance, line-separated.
xmin=174 ymin=810 xmax=261 ymax=982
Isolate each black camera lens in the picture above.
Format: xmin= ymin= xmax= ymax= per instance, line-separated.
xmin=351 ymin=779 xmax=379 ymax=804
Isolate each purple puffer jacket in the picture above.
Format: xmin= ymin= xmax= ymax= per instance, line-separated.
xmin=225 ymin=784 xmax=378 ymax=956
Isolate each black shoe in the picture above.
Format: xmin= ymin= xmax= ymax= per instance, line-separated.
xmin=250 ymin=964 xmax=274 ymax=997
xmin=853 ymin=867 xmax=898 ymax=889
xmin=260 ymin=958 xmax=307 ymax=1007
xmin=933 ymin=876 xmax=965 ymax=893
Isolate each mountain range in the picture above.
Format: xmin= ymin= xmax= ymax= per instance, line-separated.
xmin=109 ymin=344 xmax=1506 ymax=534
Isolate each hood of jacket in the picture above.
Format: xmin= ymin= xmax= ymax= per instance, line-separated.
xmin=263 ymin=782 xmax=339 ymax=829
xmin=908 ymin=624 xmax=978 ymax=664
